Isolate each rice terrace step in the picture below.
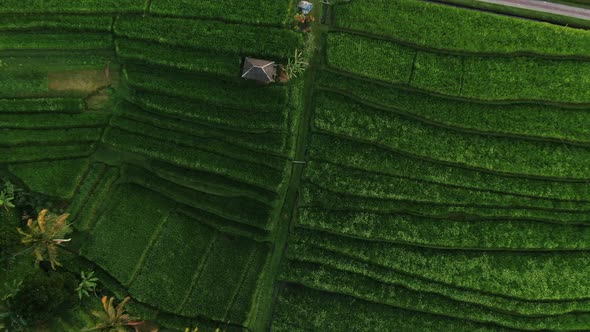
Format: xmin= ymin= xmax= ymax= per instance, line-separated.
xmin=1 ymin=0 xmax=590 ymax=331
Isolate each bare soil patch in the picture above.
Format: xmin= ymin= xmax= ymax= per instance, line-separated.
xmin=86 ymin=88 xmax=112 ymax=111
xmin=48 ymin=65 xmax=118 ymax=93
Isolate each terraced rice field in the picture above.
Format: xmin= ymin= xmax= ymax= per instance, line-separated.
xmin=273 ymin=0 xmax=590 ymax=330
xmin=2 ymin=0 xmax=590 ymax=330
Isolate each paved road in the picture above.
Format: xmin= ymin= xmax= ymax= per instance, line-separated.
xmin=477 ymin=0 xmax=590 ymax=20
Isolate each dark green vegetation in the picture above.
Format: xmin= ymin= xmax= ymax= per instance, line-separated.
xmin=11 ymin=271 xmax=78 ymax=324
xmin=1 ymin=0 xmax=303 ymax=330
xmin=327 ymin=32 xmax=590 ymax=103
xmin=272 ymin=0 xmax=590 ymax=331
xmin=2 ymin=0 xmax=590 ymax=330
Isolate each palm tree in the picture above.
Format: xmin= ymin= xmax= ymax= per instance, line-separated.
xmin=16 ymin=209 xmax=72 ymax=270
xmin=86 ymin=296 xmax=155 ymax=332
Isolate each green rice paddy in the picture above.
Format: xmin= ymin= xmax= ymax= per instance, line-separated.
xmin=1 ymin=0 xmax=590 ymax=330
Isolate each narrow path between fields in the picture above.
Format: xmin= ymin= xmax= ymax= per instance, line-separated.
xmin=476 ymin=0 xmax=590 ymax=20
xmin=253 ymin=4 xmax=326 ymax=331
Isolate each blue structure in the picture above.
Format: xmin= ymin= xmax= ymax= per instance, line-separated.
xmin=298 ymin=1 xmax=313 ymax=15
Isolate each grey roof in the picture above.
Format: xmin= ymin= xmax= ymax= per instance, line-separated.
xmin=242 ymin=57 xmax=276 ymax=82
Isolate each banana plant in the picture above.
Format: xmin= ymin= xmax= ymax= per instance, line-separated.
xmin=16 ymin=209 xmax=72 ymax=270
xmin=281 ymin=49 xmax=309 ymax=80
xmin=1 ymin=279 xmax=23 ymax=302
xmin=0 ymin=181 xmax=15 ymax=211
xmin=76 ymin=271 xmax=99 ymax=300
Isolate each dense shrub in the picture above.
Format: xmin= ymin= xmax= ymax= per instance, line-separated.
xmin=11 ymin=271 xmax=78 ymax=324
xmin=0 ymin=211 xmax=21 ymax=264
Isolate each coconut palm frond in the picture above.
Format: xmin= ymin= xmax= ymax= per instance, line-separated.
xmin=87 ymin=296 xmax=150 ymax=332
xmin=17 ymin=209 xmax=72 ymax=269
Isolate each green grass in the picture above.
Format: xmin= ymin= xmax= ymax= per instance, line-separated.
xmin=115 ymin=39 xmax=239 ymax=78
xmin=110 ymin=103 xmax=288 ymax=167
xmin=290 ymin=228 xmax=590 ymax=301
xmin=0 ymin=97 xmax=83 ymax=113
xmin=116 ymin=104 xmax=287 ymax=155
xmin=115 ymin=16 xmax=303 ymax=59
xmin=333 ymin=0 xmax=590 ymax=56
xmin=150 ymin=0 xmax=295 ymax=26
xmin=8 ymin=158 xmax=90 ymax=199
xmin=327 ymin=33 xmax=590 ymax=103
xmin=313 ymin=94 xmax=590 ymax=179
xmin=176 ymin=206 xmax=270 ymax=242
xmin=273 ymin=285 xmax=509 ymax=332
xmin=0 ymin=51 xmax=113 ymax=72
xmin=301 ymin=181 xmax=590 ymax=224
xmin=298 ymin=208 xmax=590 ymax=250
xmin=72 ymin=166 xmax=119 ymax=230
xmin=108 ymin=118 xmax=281 ymax=170
xmin=316 ymin=71 xmax=590 ymax=143
xmin=226 ymin=247 xmax=272 ymax=324
xmin=103 ymin=127 xmax=284 ymax=192
xmin=4 ymin=2 xmax=590 ymax=329
xmin=0 ymin=0 xmax=144 ymax=14
xmin=282 ymin=78 xmax=305 ymax=159
xmin=178 ymin=234 xmax=270 ymax=323
xmin=327 ymin=33 xmax=416 ymax=85
xmin=280 ymin=260 xmax=590 ymax=330
xmin=128 ymin=91 xmax=286 ymax=131
xmin=1 ymin=128 xmax=103 ymax=146
xmin=150 ymin=161 xmax=278 ymax=206
xmin=0 ymin=32 xmax=112 ymax=50
xmin=125 ymin=65 xmax=289 ymax=112
xmin=0 ymin=71 xmax=48 ymax=97
xmin=285 ymin=243 xmax=590 ymax=316
xmin=411 ymin=51 xmax=462 ymax=95
xmin=0 ymin=143 xmax=94 ymax=163
xmin=66 ymin=162 xmax=107 ymax=219
xmin=304 ymin=160 xmax=590 ymax=212
xmin=127 ymin=212 xmax=219 ymax=313
xmin=309 ymin=134 xmax=590 ymax=203
xmin=0 ymin=14 xmax=113 ymax=32
xmin=460 ymin=54 xmax=590 ymax=102
xmin=81 ymin=183 xmax=175 ymax=285
xmin=0 ymin=112 xmax=109 ymax=129
xmin=123 ymin=165 xmax=276 ymax=230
